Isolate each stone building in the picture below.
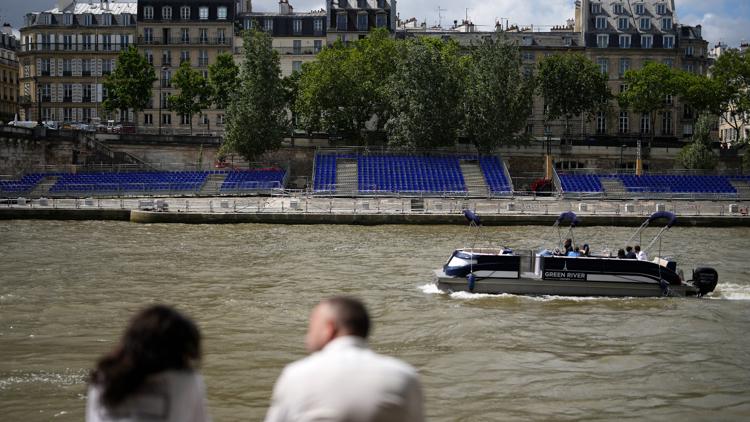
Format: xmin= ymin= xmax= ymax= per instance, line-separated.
xmin=236 ymin=0 xmax=326 ymax=77
xmin=136 ymin=0 xmax=235 ymax=135
xmin=0 ymin=24 xmax=20 ymax=123
xmin=326 ymin=0 xmax=396 ymax=44
xmin=17 ymin=0 xmax=137 ymax=124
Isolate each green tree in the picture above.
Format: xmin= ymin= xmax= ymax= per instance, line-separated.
xmin=462 ymin=34 xmax=535 ymax=153
xmin=208 ymin=53 xmax=239 ymax=110
xmin=677 ymin=113 xmax=718 ymax=170
xmin=294 ymin=28 xmax=399 ymax=142
xmin=537 ymin=53 xmax=610 ymax=138
xmin=168 ymin=61 xmax=212 ymax=134
xmin=103 ymin=45 xmax=157 ymax=124
xmin=222 ymin=29 xmax=288 ymax=161
xmin=707 ymin=50 xmax=750 ymax=143
xmin=618 ymin=62 xmax=678 ymax=146
xmin=385 ymin=37 xmax=463 ymax=149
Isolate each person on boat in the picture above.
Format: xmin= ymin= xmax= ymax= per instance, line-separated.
xmin=635 ymin=245 xmax=648 ymax=261
xmin=617 ymin=248 xmax=626 ymax=259
xmin=265 ymin=296 xmax=424 ymax=422
xmin=567 ymin=246 xmax=581 ymax=257
xmin=563 ymin=238 xmax=573 ymax=255
xmin=581 ymin=244 xmax=591 ymax=257
xmin=625 ymin=246 xmax=637 ymax=259
xmin=86 ymin=304 xmax=209 ymax=422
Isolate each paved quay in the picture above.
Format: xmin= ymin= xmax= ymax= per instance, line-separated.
xmin=2 ymin=196 xmax=750 ymax=226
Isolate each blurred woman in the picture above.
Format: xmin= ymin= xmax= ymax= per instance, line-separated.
xmin=86 ymin=305 xmax=210 ymax=422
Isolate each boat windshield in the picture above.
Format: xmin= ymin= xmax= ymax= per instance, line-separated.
xmin=447 ymin=256 xmax=477 ymax=268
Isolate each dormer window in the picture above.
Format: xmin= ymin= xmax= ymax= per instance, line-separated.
xmin=618 ymin=17 xmax=628 ymax=30
xmin=293 ymin=19 xmax=302 ymax=34
xmin=39 ymin=13 xmax=51 ymax=25
xmin=264 ymin=18 xmax=273 ymax=32
xmin=217 ymin=6 xmax=227 ymax=20
xmin=595 ymin=16 xmax=607 ymax=29
xmin=358 ymin=0 xmax=367 ymax=8
xmin=83 ymin=13 xmax=92 ymax=26
xmin=662 ymin=17 xmax=672 ymax=30
xmin=162 ymin=6 xmax=172 ymax=20
xmin=591 ymin=3 xmax=601 ymax=14
xmin=663 ymin=35 xmax=674 ymax=48
xmin=656 ymin=3 xmax=667 ymax=15
xmin=63 ymin=13 xmax=73 ymax=26
xmin=102 ymin=13 xmax=112 ymax=26
xmin=180 ymin=6 xmax=190 ymax=20
xmin=635 ymin=4 xmax=645 ymax=15
xmin=378 ymin=0 xmax=386 ymax=8
xmin=199 ymin=7 xmax=208 ymax=20
xmin=640 ymin=17 xmax=651 ymax=30
xmin=619 ymin=34 xmax=631 ymax=48
xmin=144 ymin=6 xmax=154 ymax=20
xmin=613 ymin=3 xmax=623 ymax=15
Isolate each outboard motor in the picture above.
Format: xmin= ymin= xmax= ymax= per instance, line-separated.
xmin=690 ymin=267 xmax=718 ymax=296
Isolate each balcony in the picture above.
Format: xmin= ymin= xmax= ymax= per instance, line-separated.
xmin=137 ymin=37 xmax=230 ymax=46
xmin=20 ymin=43 xmax=127 ymax=53
xmin=274 ymin=47 xmax=319 ymax=55
xmin=161 ymin=79 xmax=171 ymax=88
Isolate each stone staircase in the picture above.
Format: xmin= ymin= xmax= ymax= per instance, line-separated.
xmin=730 ymin=180 xmax=750 ymax=199
xmin=460 ymin=162 xmax=489 ymax=197
xmin=28 ymin=176 xmax=58 ymax=198
xmin=336 ymin=160 xmax=358 ymax=196
xmin=199 ymin=173 xmax=227 ymax=196
xmin=601 ymin=178 xmax=628 ymax=198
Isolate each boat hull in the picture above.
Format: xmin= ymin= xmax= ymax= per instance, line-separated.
xmin=435 ymin=270 xmax=699 ymax=297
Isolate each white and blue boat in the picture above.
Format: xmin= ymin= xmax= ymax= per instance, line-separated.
xmin=434 ymin=211 xmax=718 ymax=297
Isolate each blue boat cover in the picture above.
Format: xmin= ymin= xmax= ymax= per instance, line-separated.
xmin=648 ymin=211 xmax=677 ymax=228
xmin=463 ymin=209 xmax=481 ymax=225
xmin=556 ymin=211 xmax=580 ymax=227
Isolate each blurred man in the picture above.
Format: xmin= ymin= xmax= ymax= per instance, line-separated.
xmin=265 ymin=296 xmax=424 ymax=422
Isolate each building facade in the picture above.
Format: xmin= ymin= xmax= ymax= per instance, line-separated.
xmin=236 ymin=0 xmax=326 ymax=77
xmin=18 ymin=0 xmax=137 ymax=124
xmin=326 ymin=0 xmax=396 ymax=44
xmin=0 ymin=25 xmax=19 ymax=123
xmin=136 ymin=0 xmax=234 ymax=135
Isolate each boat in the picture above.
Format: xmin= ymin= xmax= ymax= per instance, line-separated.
xmin=434 ymin=210 xmax=718 ymax=297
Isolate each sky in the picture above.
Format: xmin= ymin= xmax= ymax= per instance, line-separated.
xmin=1 ymin=0 xmax=747 ymax=47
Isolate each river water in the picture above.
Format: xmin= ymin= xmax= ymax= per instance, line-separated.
xmin=1 ymin=220 xmax=749 ymax=421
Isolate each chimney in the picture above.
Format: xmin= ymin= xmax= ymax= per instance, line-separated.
xmin=279 ymin=0 xmax=291 ymax=15
xmin=1 ymin=23 xmax=12 ymax=36
xmin=695 ymin=24 xmax=702 ymax=38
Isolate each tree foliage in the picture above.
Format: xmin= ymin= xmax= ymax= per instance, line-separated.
xmin=708 ymin=50 xmax=750 ymax=143
xmin=677 ymin=113 xmax=718 ymax=170
xmin=294 ymin=28 xmax=399 ymax=140
xmin=462 ymin=34 xmax=535 ymax=153
xmin=103 ymin=45 xmax=157 ymax=122
xmin=385 ymin=37 xmax=463 ymax=149
xmin=208 ymin=53 xmax=239 ymax=110
xmin=537 ymin=53 xmax=610 ymax=134
xmin=618 ymin=62 xmax=678 ymax=143
xmin=168 ymin=61 xmax=212 ymax=133
xmin=222 ymin=29 xmax=288 ymax=161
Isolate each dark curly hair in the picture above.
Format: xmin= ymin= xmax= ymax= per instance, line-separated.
xmin=90 ymin=305 xmax=201 ymax=408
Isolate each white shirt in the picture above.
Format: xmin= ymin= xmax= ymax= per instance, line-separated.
xmin=86 ymin=370 xmax=210 ymax=422
xmin=637 ymin=251 xmax=648 ymax=261
xmin=265 ymin=336 xmax=424 ymax=422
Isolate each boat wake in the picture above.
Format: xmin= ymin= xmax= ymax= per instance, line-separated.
xmin=710 ymin=283 xmax=750 ymax=300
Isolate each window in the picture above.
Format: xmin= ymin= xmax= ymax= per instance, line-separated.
xmin=618 ymin=17 xmax=628 ymax=30
xmin=83 ymin=84 xmax=92 ymax=102
xmin=199 ymin=7 xmax=208 ymax=20
xmin=656 ymin=3 xmax=666 ymax=15
xmin=662 ymin=18 xmax=672 ymax=31
xmin=595 ymin=16 xmax=607 ymax=30
xmin=620 ymin=84 xmax=628 ymax=93
xmin=640 ymin=18 xmax=651 ymax=30
xmin=619 ymin=58 xmax=631 ymax=77
xmin=243 ymin=18 xmax=253 ymax=30
xmin=199 ymin=28 xmax=208 ymax=43
xmin=144 ymin=114 xmax=153 ymax=125
xmin=63 ymin=13 xmax=73 ymax=25
xmin=641 ymin=35 xmax=652 ymax=48
xmin=180 ymin=50 xmax=190 ymax=64
xmin=41 ymin=84 xmax=51 ymax=102
xmin=684 ymin=63 xmax=694 ymax=73
xmin=121 ymin=34 xmax=129 ymax=49
xmin=376 ymin=14 xmax=387 ymax=28
xmin=122 ymin=13 xmax=131 ymax=26
xmin=685 ymin=45 xmax=694 ymax=56
xmin=293 ymin=19 xmax=302 ymax=34
xmin=217 ymin=28 xmax=226 ymax=44
xmin=103 ymin=13 xmax=112 ymax=26
xmin=264 ymin=19 xmax=273 ymax=32
xmin=661 ymin=111 xmax=672 ymax=135
xmin=63 ymin=84 xmax=73 ymax=102
xmin=596 ymin=111 xmax=606 ymax=134
xmin=102 ymin=60 xmax=112 ymax=75
xmin=102 ymin=34 xmax=112 ymax=51
xmin=199 ymin=50 xmax=208 ymax=66
xmin=292 ymin=61 xmax=302 ymax=72
xmin=200 ymin=114 xmax=209 ymax=125
xmin=41 ymin=34 xmax=51 ymax=50
xmin=635 ymin=3 xmax=645 ymax=15
xmin=82 ymin=59 xmax=92 ymax=75
xmin=217 ymin=6 xmax=227 ymax=20
xmin=63 ymin=35 xmax=73 ymax=50
xmin=161 ymin=69 xmax=171 ymax=88
xmin=145 ymin=50 xmax=153 ymax=65
xmin=597 ymin=58 xmax=608 ymax=76
xmin=337 ymin=13 xmax=347 ymax=30
xmin=143 ymin=28 xmax=153 ymax=43
xmin=665 ymin=94 xmax=673 ymax=105
xmin=63 ymin=108 xmax=72 ymax=121
xmin=619 ymin=111 xmax=629 ymax=133
xmin=378 ymin=0 xmax=386 ymax=8
xmin=180 ymin=6 xmax=190 ymax=20
xmin=162 ymin=50 xmax=171 ymax=66
xmin=63 ymin=59 xmax=72 ymax=76
xmin=613 ymin=3 xmax=623 ymax=14
xmin=640 ymin=114 xmax=650 ymax=134
xmin=217 ymin=114 xmax=225 ymax=125
xmin=619 ymin=34 xmax=631 ymax=48
xmin=83 ymin=14 xmax=92 ymax=26
xmin=181 ymin=28 xmax=190 ymax=43
xmin=162 ymin=6 xmax=172 ymax=20
xmin=181 ymin=114 xmax=190 ymax=125
xmin=144 ymin=7 xmax=154 ymax=20
xmin=314 ymin=19 xmax=323 ymax=33
xmin=597 ymin=34 xmax=609 ymax=48
xmin=591 ymin=3 xmax=601 ymax=14
xmin=162 ymin=113 xmax=171 ymax=125
xmin=357 ymin=13 xmax=368 ymax=31
xmin=41 ymin=58 xmax=51 ymax=76
xmin=663 ymin=35 xmax=674 ymax=48
xmin=663 ymin=58 xmax=673 ymax=67
xmin=293 ymin=40 xmax=302 ymax=54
